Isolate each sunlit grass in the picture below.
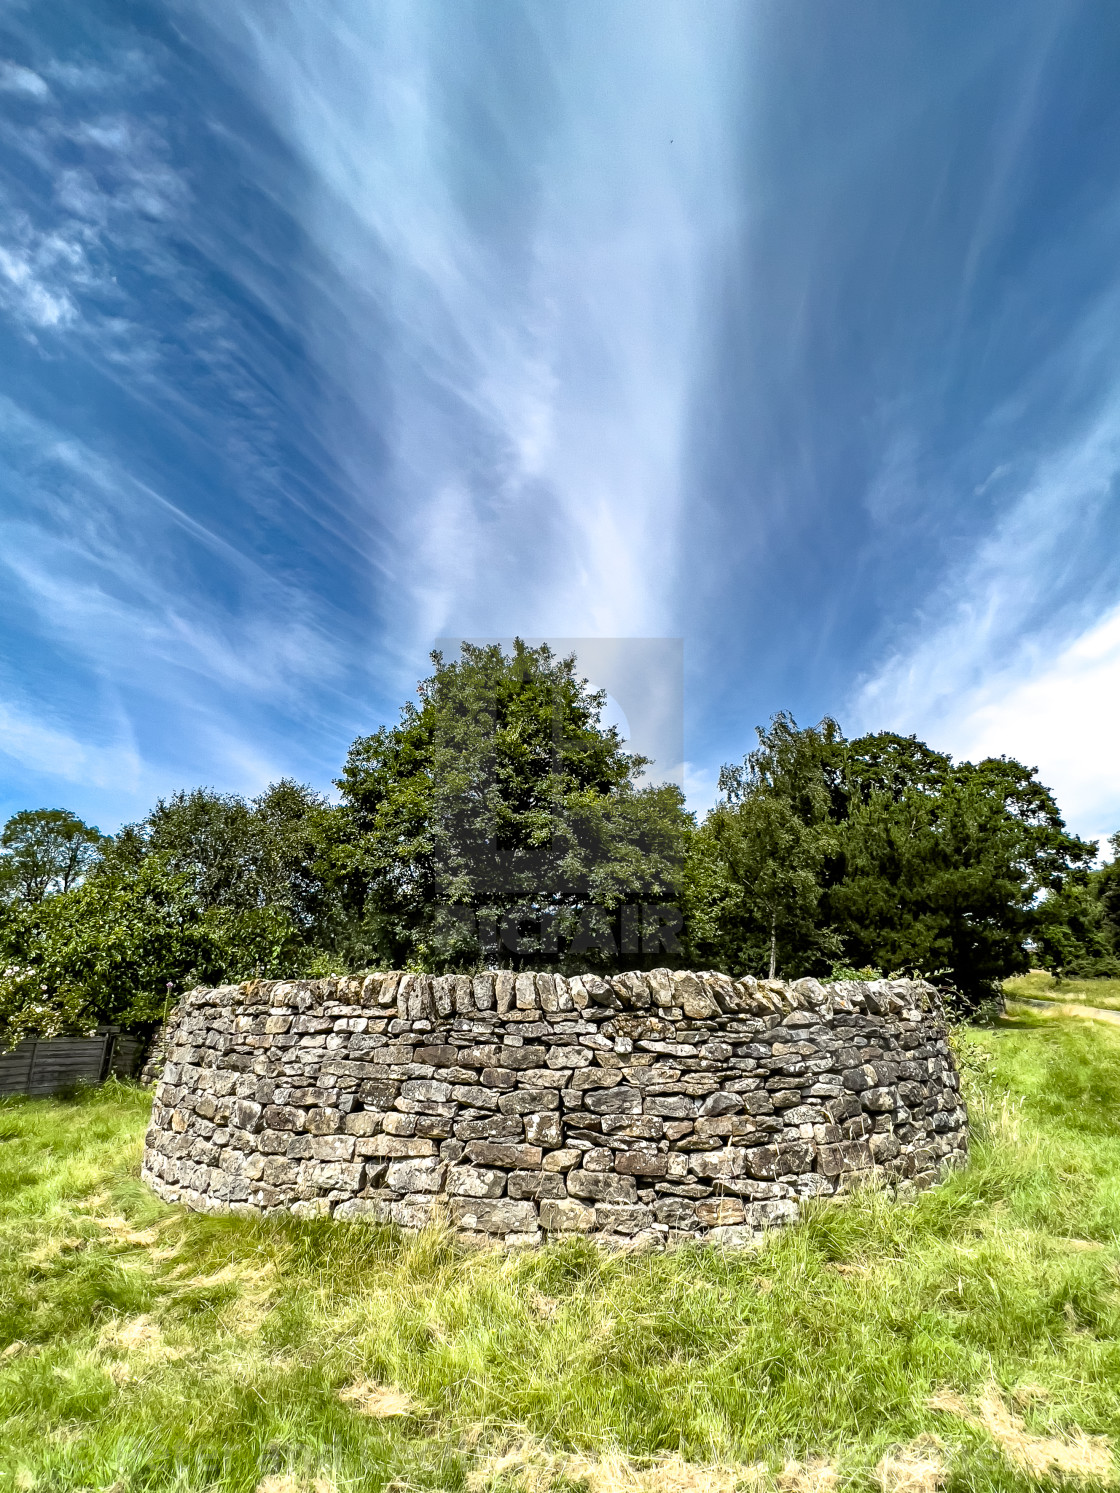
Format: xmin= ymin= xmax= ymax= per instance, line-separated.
xmin=2 ymin=1020 xmax=1120 ymax=1491
xmin=1004 ymin=970 xmax=1120 ymax=1011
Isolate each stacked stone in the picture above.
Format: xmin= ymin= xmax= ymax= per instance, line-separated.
xmin=141 ymin=969 xmax=967 ymax=1249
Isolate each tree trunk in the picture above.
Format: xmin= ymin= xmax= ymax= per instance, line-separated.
xmin=768 ymin=916 xmax=777 ymax=981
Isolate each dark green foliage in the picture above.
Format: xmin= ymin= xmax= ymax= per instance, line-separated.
xmin=0 ymin=856 xmax=305 ymax=1045
xmin=686 ymin=716 xmax=1101 ymax=1005
xmin=829 ymin=747 xmax=1098 ymax=1003
xmin=1090 ymin=832 xmax=1120 ymax=957
xmin=0 ymin=808 xmax=104 ymax=903
xmin=683 ymin=714 xmax=843 ymax=977
xmin=1032 ymin=874 xmax=1120 ymax=979
xmin=100 ymin=779 xmax=337 ymax=936
xmin=335 ymin=641 xmax=691 ymax=971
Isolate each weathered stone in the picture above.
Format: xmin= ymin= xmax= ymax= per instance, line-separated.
xmin=356 ymin=1135 xmax=435 ymax=1158
xmin=584 ymin=1086 xmax=642 ymax=1115
xmin=507 ymin=1169 xmax=567 ymax=1200
xmin=499 ymin=1088 xmax=559 ymax=1114
xmin=230 ymin=1099 xmax=263 ymax=1132
xmin=524 ymin=1112 xmax=563 ymax=1148
xmin=542 ymin=1147 xmax=581 ymax=1171
xmin=386 ymin=1157 xmax=447 ymax=1193
xmin=614 ymin=1146 xmax=667 ymax=1177
xmin=447 ymin=1166 xmax=506 ymax=1198
xmin=464 ymin=1141 xmax=543 ymax=1168
xmin=540 ymin=1198 xmax=596 ymax=1232
xmin=594 ymin=1203 xmax=653 ymax=1234
xmin=144 ymin=972 xmax=965 ymax=1246
xmin=449 ymin=1198 xmax=538 ymax=1234
xmin=566 ymin=1170 xmax=638 ymax=1203
xmin=402 ymin=1078 xmax=453 ymax=1103
xmin=304 ymin=1107 xmax=343 ymax=1135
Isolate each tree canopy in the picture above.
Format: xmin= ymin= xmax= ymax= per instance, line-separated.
xmin=684 ymin=715 xmax=1102 ymax=1006
xmin=0 ymin=651 xmax=1116 ymax=1045
xmin=335 ymin=641 xmax=691 ymax=970
xmin=0 ymin=809 xmax=103 ymax=904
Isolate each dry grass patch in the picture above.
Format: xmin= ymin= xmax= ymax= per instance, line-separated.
xmin=255 ymin=1477 xmax=337 ymax=1493
xmin=930 ymin=1385 xmax=1113 ymax=1482
xmin=774 ymin=1462 xmax=836 ymax=1493
xmin=468 ymin=1442 xmax=766 ymax=1493
xmin=97 ymin=1312 xmax=189 ymax=1383
xmin=338 ymin=1378 xmax=418 ymax=1418
xmin=873 ymin=1438 xmax=945 ymax=1493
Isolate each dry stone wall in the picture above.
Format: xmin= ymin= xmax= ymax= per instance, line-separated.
xmin=142 ymin=969 xmax=968 ymax=1248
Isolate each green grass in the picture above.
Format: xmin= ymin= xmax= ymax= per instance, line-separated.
xmin=3 ymin=1020 xmax=1120 ymax=1493
xmin=1004 ymin=970 xmax=1120 ymax=1011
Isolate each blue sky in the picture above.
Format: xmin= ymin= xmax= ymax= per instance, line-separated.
xmin=1 ymin=1 xmax=1119 ymax=846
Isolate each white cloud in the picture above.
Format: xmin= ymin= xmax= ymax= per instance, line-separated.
xmin=182 ymin=0 xmax=743 ymax=647
xmin=0 ymin=61 xmax=50 ymax=99
xmin=852 ymin=393 xmax=1120 ymax=843
xmin=943 ymin=605 xmax=1120 ymax=847
xmin=0 ymin=696 xmax=142 ymax=793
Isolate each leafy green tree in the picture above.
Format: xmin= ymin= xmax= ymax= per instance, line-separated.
xmin=827 ymin=740 xmax=1098 ymax=1003
xmin=1092 ymin=833 xmax=1120 ymax=956
xmin=684 ymin=714 xmax=843 ymax=978
xmin=99 ymin=780 xmax=336 ymax=936
xmin=335 ymin=641 xmax=691 ymax=971
xmin=0 ymin=809 xmax=103 ymax=903
xmin=1032 ymin=875 xmax=1120 ymax=978
xmin=0 ymin=855 xmax=304 ymax=1048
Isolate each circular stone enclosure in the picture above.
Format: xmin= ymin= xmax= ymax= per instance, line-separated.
xmin=142 ymin=969 xmax=968 ymax=1248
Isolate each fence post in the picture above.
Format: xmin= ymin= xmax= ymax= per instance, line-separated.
xmin=99 ymin=1028 xmax=117 ymax=1083
xmin=26 ymin=1036 xmax=39 ymax=1094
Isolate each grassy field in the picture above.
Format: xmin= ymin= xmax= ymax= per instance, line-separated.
xmin=3 ymin=1015 xmax=1120 ymax=1493
xmin=1004 ymin=971 xmax=1120 ymax=1012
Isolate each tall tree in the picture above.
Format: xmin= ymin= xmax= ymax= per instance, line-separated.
xmin=684 ymin=714 xmax=843 ymax=978
xmin=0 ymin=809 xmax=103 ymax=904
xmin=336 ymin=641 xmax=691 ymax=970
xmin=827 ymin=741 xmax=1098 ymax=1002
xmin=99 ymin=780 xmax=336 ymax=935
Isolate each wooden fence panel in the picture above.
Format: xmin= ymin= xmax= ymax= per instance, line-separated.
xmin=0 ymin=1030 xmax=147 ymax=1096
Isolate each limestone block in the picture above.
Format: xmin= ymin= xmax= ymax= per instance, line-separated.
xmin=387 ymin=1157 xmax=447 ymax=1193
xmin=566 ymin=1170 xmax=637 ymax=1203
xmin=449 ymin=1198 xmax=538 ymax=1234
xmin=540 ymin=1198 xmax=596 ymax=1232
xmin=447 ymin=1165 xmax=506 ymax=1198
xmin=392 ymin=1195 xmax=440 ymax=1229
xmin=229 ymin=1099 xmax=263 ymax=1133
xmin=695 ymin=1198 xmax=746 ymax=1227
xmin=456 ymin=1115 xmax=524 ymax=1142
xmin=515 ymin=973 xmax=539 ymax=1010
xmin=542 ymin=1147 xmax=581 ymax=1172
xmin=614 ymin=1147 xmax=667 ymax=1177
xmin=498 ymin=1088 xmax=559 ymax=1114
xmin=861 ymin=1086 xmax=898 ymax=1113
xmin=584 ymin=1086 xmax=642 ymax=1115
xmin=309 ymin=1135 xmax=356 ymax=1161
xmin=524 ymin=1112 xmax=563 ymax=1148
xmin=355 ymin=1135 xmax=435 ymax=1158
xmin=499 ymin=1045 xmax=549 ymax=1070
xmin=507 ymin=1170 xmax=567 ymax=1201
xmin=594 ymin=1203 xmax=653 ymax=1234
xmin=464 ymin=1141 xmax=542 ymax=1168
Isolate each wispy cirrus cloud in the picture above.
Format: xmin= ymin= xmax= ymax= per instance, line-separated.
xmin=181 ymin=0 xmax=744 ymax=647
xmin=852 ymin=386 xmax=1120 ymax=840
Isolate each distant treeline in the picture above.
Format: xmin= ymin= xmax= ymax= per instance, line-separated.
xmin=1 ymin=642 xmax=1117 ymax=1045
